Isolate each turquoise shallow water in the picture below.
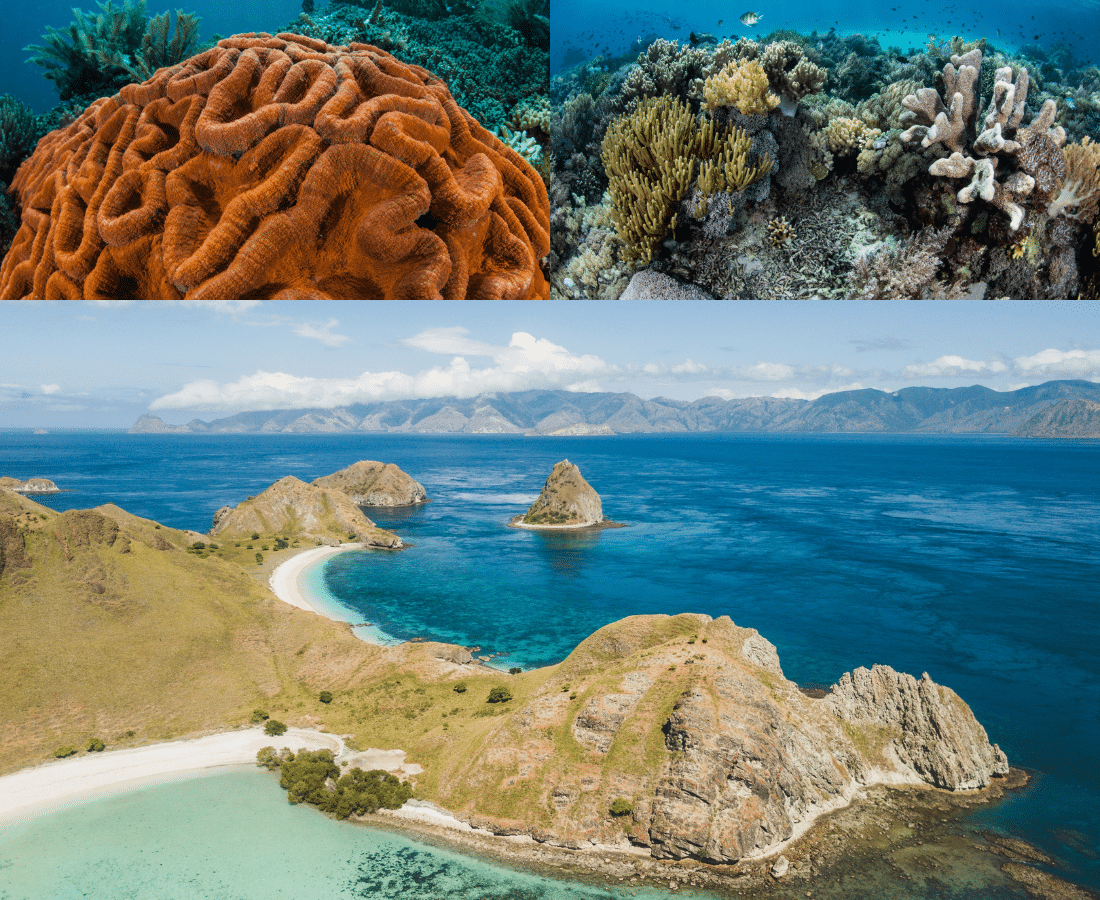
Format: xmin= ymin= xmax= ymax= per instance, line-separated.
xmin=0 ymin=769 xmax=684 ymax=900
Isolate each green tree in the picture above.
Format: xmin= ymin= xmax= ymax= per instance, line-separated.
xmin=191 ymin=541 xmax=205 ymax=550
xmin=250 ymin=709 xmax=269 ymax=724
xmin=255 ymin=552 xmax=264 ymax=564
xmin=87 ymin=737 xmax=105 ymax=752
xmin=54 ymin=745 xmax=77 ymax=758
xmin=264 ymin=719 xmax=288 ymax=736
xmin=609 ymin=798 xmax=633 ymax=817
xmin=256 ymin=746 xmax=280 ymax=770
xmin=453 ymin=681 xmax=467 ymax=693
xmin=319 ymin=691 xmax=333 ymax=704
xmin=487 ymin=686 xmax=512 ymax=703
xmin=509 ymin=667 xmax=522 ymax=675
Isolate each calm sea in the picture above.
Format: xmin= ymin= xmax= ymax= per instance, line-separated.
xmin=2 ymin=431 xmax=1098 ymax=896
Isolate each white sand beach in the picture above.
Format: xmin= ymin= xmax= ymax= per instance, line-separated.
xmin=0 ymin=727 xmax=343 ymax=826
xmin=268 ymin=543 xmax=358 ymax=613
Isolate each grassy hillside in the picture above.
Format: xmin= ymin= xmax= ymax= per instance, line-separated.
xmin=0 ymin=489 xmax=385 ymax=774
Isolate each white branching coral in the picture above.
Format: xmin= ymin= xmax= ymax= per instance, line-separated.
xmin=899 ymin=49 xmax=1067 ymax=231
xmin=1048 ymin=137 xmax=1100 ymax=223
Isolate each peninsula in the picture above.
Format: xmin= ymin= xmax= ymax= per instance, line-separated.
xmin=0 ymin=477 xmax=59 ymax=494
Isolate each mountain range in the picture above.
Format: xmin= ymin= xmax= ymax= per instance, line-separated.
xmin=130 ymin=380 xmax=1100 ymax=437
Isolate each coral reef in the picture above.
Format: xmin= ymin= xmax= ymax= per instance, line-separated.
xmin=25 ymin=0 xmax=203 ymax=103
xmin=760 ymin=40 xmax=827 ymax=111
xmin=1048 ymin=137 xmax=1100 ymax=221
xmin=1 ymin=33 xmax=550 ymax=299
xmin=0 ymin=97 xmax=41 ymax=181
xmin=849 ymin=226 xmax=958 ymax=299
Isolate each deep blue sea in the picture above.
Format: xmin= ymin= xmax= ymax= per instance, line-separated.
xmin=2 ymin=431 xmax=1098 ymax=897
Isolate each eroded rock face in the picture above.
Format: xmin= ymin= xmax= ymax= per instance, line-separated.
xmin=0 ymin=516 xmax=29 ymax=578
xmin=522 ymin=460 xmax=603 ymax=527
xmin=313 ymin=461 xmax=427 ymax=507
xmin=0 ymin=477 xmax=59 ymax=494
xmin=210 ymin=476 xmax=401 ymax=549
xmin=826 ymin=665 xmax=1009 ymax=790
xmin=440 ymin=615 xmax=1009 ymax=865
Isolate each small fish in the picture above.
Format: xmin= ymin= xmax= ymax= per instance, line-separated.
xmin=1065 ymin=96 xmax=1077 ymax=109
xmin=717 ymin=18 xmax=723 ymax=25
xmin=739 ymin=11 xmax=762 ymax=26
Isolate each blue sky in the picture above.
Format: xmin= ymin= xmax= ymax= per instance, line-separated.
xmin=2 ymin=299 xmax=1099 ymax=427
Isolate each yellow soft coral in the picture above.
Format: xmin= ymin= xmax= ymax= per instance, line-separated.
xmin=703 ymin=59 xmax=780 ymax=115
xmin=511 ymin=95 xmax=551 ymax=133
xmin=1048 ymin=136 xmax=1100 ymax=223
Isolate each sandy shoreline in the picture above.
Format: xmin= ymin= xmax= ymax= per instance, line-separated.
xmin=0 ymin=727 xmax=346 ymax=826
xmin=267 ymin=543 xmax=360 ymax=614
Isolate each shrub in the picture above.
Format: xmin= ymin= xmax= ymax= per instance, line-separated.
xmin=261 ymin=545 xmax=270 ymax=551
xmin=266 ymin=749 xmax=413 ymax=818
xmin=569 ymin=692 xmax=577 ymax=699
xmin=191 ymin=541 xmax=205 ymax=550
xmin=54 ymin=745 xmax=77 ymax=758
xmin=274 ymin=537 xmax=289 ymax=550
xmin=264 ymin=719 xmax=288 ymax=736
xmin=319 ymin=691 xmax=333 ymax=704
xmin=87 ymin=737 xmax=105 ymax=752
xmin=453 ymin=681 xmax=467 ymax=693
xmin=487 ymin=686 xmax=513 ymax=703
xmin=255 ymin=552 xmax=263 ymax=564
xmin=256 ymin=746 xmax=280 ymax=770
xmin=509 ymin=667 xmax=522 ymax=675
xmin=609 ymin=798 xmax=633 ymax=817
xmin=251 ymin=709 xmax=269 ymax=724
xmin=251 ymin=532 xmax=260 ymax=540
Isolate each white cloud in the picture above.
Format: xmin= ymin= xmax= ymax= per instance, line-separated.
xmin=772 ymin=382 xmax=865 ymax=401
xmin=40 ymin=384 xmax=61 ymax=394
xmin=291 ymin=318 xmax=351 ymax=348
xmin=178 ymin=300 xmax=262 ymax=314
xmin=402 ymin=327 xmax=498 ymax=356
xmin=151 ymin=331 xmax=612 ymax=412
xmin=902 ymin=355 xmax=1008 ymax=378
xmin=1013 ymin=348 xmax=1100 ymax=378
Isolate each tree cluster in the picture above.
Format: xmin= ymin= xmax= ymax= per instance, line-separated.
xmin=256 ymin=747 xmax=414 ymax=820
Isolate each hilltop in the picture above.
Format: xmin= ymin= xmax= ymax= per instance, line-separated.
xmin=312 ymin=460 xmax=428 ymax=507
xmin=129 ymin=380 xmax=1100 ymax=437
xmin=518 ymin=460 xmax=604 ymax=528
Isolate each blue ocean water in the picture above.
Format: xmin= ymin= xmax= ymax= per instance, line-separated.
xmin=2 ymin=431 xmax=1098 ymax=895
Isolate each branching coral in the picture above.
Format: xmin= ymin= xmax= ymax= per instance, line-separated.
xmin=0 ymin=96 xmax=41 ymax=177
xmin=900 ymin=49 xmax=1067 ymax=231
xmin=1 ymin=33 xmax=551 ymax=300
xmin=601 ymin=96 xmax=770 ymax=263
xmin=760 ymin=40 xmax=827 ymax=112
xmin=702 ymin=60 xmax=779 ymax=116
xmin=849 ymin=226 xmax=956 ymax=298
xmin=25 ymin=0 xmax=202 ymax=102
xmin=825 ymin=116 xmax=880 ymax=154
xmin=1047 ymin=137 xmax=1100 ymax=222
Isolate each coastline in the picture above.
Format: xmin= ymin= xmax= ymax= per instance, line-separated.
xmin=267 ymin=543 xmax=362 ymax=615
xmin=0 ymin=727 xmax=347 ymax=827
xmin=507 ymin=516 xmax=625 ymax=532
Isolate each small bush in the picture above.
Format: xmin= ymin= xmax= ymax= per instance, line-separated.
xmin=54 ymin=745 xmax=77 ymax=758
xmin=453 ymin=682 xmax=467 ymax=693
xmin=191 ymin=541 xmax=206 ymax=550
xmin=264 ymin=719 xmax=288 ymax=736
xmin=569 ymin=692 xmax=577 ymax=699
xmin=86 ymin=738 xmax=105 ymax=752
xmin=256 ymin=746 xmax=281 ymax=770
xmin=274 ymin=537 xmax=289 ymax=550
xmin=251 ymin=532 xmax=260 ymax=540
xmin=251 ymin=709 xmax=269 ymax=724
xmin=154 ymin=524 xmax=160 ymax=529
xmin=609 ymin=798 xmax=633 ymax=817
xmin=255 ymin=552 xmax=264 ymax=564
xmin=261 ymin=545 xmax=270 ymax=551
xmin=509 ymin=667 xmax=522 ymax=675
xmin=487 ymin=686 xmax=513 ymax=703
xmin=319 ymin=691 xmax=333 ymax=704
xmin=208 ymin=543 xmax=219 ymax=550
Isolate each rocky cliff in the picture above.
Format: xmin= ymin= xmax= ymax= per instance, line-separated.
xmin=521 ymin=460 xmax=603 ymax=527
xmin=312 ymin=461 xmax=427 ymax=507
xmin=210 ymin=476 xmax=402 ymax=549
xmin=430 ymin=614 xmax=1007 ymax=863
xmin=0 ymin=477 xmax=59 ymax=493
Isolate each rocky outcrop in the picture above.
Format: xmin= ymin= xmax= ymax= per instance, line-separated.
xmin=54 ymin=510 xmax=127 ymax=560
xmin=439 ymin=615 xmax=1008 ymax=864
xmin=312 ymin=461 xmax=427 ymax=507
xmin=129 ymin=414 xmax=191 ymax=434
xmin=0 ymin=477 xmax=59 ymax=494
xmin=0 ymin=516 xmax=30 ymax=579
xmin=521 ymin=460 xmax=603 ymax=527
xmin=826 ymin=665 xmax=1009 ymax=790
xmin=210 ymin=477 xmax=401 ymax=549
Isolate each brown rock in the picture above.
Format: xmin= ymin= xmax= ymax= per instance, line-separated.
xmin=522 ymin=460 xmax=603 ymax=527
xmin=313 ymin=461 xmax=428 ymax=507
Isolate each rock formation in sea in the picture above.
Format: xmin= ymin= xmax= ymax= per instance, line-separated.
xmin=313 ymin=461 xmax=428 ymax=507
xmin=210 ymin=476 xmax=401 ymax=549
xmin=521 ymin=460 xmax=603 ymax=527
xmin=0 ymin=477 xmax=59 ymax=493
xmin=438 ymin=614 xmax=1008 ymax=862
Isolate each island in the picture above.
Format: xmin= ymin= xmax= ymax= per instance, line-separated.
xmin=511 ymin=460 xmax=618 ymax=529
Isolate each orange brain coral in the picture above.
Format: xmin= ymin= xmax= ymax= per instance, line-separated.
xmin=0 ymin=33 xmax=550 ymax=300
